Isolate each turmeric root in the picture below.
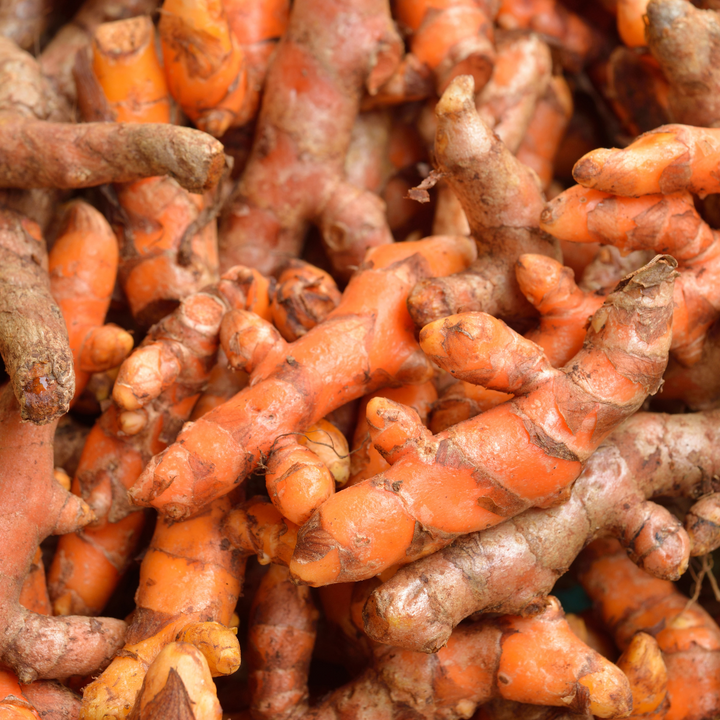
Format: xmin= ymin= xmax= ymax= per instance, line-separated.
xmin=175 ymin=622 xmax=240 ymax=677
xmin=516 ymin=253 xmax=605 ymax=367
xmin=291 ymin=256 xmax=675 ymax=587
xmin=0 ymin=34 xmax=70 ymax=232
xmin=265 ymin=434 xmax=337 ymax=526
xmin=48 ymin=200 xmax=132 ymax=401
xmin=579 ymin=538 xmax=720 ymax=720
xmin=393 ymin=0 xmax=497 ymax=94
xmin=616 ymin=632 xmax=668 ymax=717
xmin=297 ymin=419 xmax=350 ymax=487
xmin=0 ymin=670 xmax=40 ymax=720
xmin=516 ymin=75 xmax=574 ymax=190
xmin=407 ymin=75 xmax=560 ymax=330
xmin=159 ymin=0 xmax=247 ymax=137
xmin=127 ymin=236 xmax=475 ymax=520
xmin=38 ymin=0 xmax=159 ymax=105
xmin=217 ymin=0 xmax=402 ymax=278
xmin=349 ymin=381 xmax=438 ymax=486
xmin=362 ymin=408 xmax=717 ymax=652
xmin=129 ymin=642 xmax=222 ymax=720
xmin=83 ymin=16 xmax=221 ymax=326
xmin=222 ymin=496 xmax=299 ymax=567
xmin=428 ymin=252 xmax=605 ymax=433
xmin=0 ymin=118 xmax=226 ymax=194
xmin=617 ymin=0 xmax=651 ymax=47
xmin=20 ymin=680 xmax=82 ymax=720
xmin=247 ymin=564 xmax=318 ymax=720
xmin=80 ymin=496 xmax=244 ymax=720
xmin=475 ymin=32 xmax=552 ymax=155
xmin=0 ymin=209 xmax=74 ymax=424
xmin=256 ymin=597 xmax=631 ymax=719
xmin=270 ymin=260 xmax=341 ymax=342
xmin=0 ymin=383 xmax=126 ymax=684
xmin=541 ymin=185 xmax=720 ymax=365
xmin=572 ymin=124 xmax=720 ymax=198
xmin=223 ymin=0 xmax=290 ymax=128
xmin=49 ymin=267 xmax=259 ymax=616
xmin=429 ymin=378 xmax=510 ymax=433
xmin=496 ymin=0 xmax=606 ymax=71
xmin=263 ymin=417 xmax=350 ymax=524
xmin=0 ymin=34 xmax=222 ymax=197
xmin=85 ymin=16 xmax=171 ymax=124
xmin=645 ymin=0 xmax=720 ymax=128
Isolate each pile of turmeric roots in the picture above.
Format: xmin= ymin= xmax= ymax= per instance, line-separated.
xmin=4 ymin=0 xmax=720 ymax=717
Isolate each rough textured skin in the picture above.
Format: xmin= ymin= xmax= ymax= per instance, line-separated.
xmin=218 ymin=0 xmax=403 ymax=278
xmin=264 ymin=598 xmax=631 ymax=720
xmin=646 ymin=0 xmax=720 ymax=128
xmin=579 ymin=538 xmax=720 ymax=720
xmin=0 ymin=36 xmax=67 ymax=122
xmin=0 ymin=385 xmax=126 ymax=684
xmin=407 ymin=74 xmax=560 ymax=330
xmin=49 ymin=268 xmax=262 ymax=617
xmin=223 ymin=0 xmax=291 ymax=128
xmin=80 ymin=496 xmax=244 ymax=720
xmin=0 ymin=121 xmax=226 ymax=193
xmin=271 ymin=260 xmax=341 ymax=342
xmin=542 ymin=186 xmax=720 ymax=366
xmin=159 ymin=0 xmax=247 ymax=137
xmin=291 ymin=258 xmax=676 ymax=587
xmin=363 ymin=409 xmax=719 ymax=652
xmin=0 ymin=210 xmax=74 ymax=424
xmin=21 ymin=681 xmax=82 ymax=720
xmin=0 ymin=0 xmax=54 ymax=51
xmin=222 ymin=496 xmax=299 ymax=567
xmin=247 ymin=565 xmax=318 ymax=720
xmin=0 ymin=36 xmax=68 ymax=237
xmin=128 ymin=236 xmax=476 ymax=520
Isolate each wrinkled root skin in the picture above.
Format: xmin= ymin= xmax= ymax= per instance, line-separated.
xmin=363 ymin=410 xmax=719 ymax=652
xmin=0 ymin=120 xmax=226 ymax=194
xmin=0 ymin=384 xmax=126 ymax=683
xmin=0 ymin=209 xmax=74 ymax=424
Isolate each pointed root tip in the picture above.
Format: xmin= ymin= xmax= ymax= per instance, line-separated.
xmin=436 ymin=74 xmax=476 ymax=116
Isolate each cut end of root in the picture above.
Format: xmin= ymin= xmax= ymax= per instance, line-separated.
xmin=572 ymin=149 xmax=612 ymax=188
xmin=20 ymin=369 xmax=74 ymax=425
